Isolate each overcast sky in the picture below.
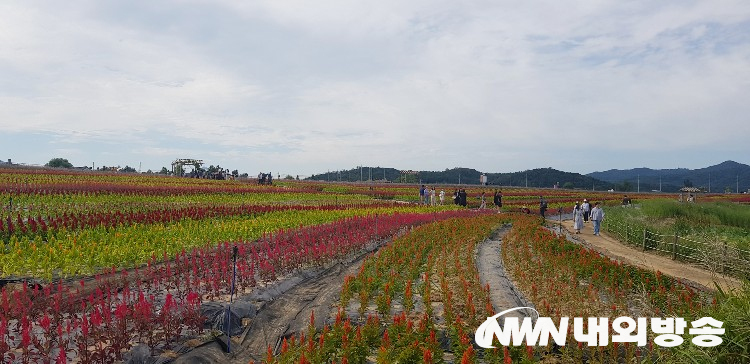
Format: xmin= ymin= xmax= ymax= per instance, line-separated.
xmin=2 ymin=1 xmax=749 ymax=177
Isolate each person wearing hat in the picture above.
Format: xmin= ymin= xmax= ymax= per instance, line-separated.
xmin=581 ymin=199 xmax=591 ymax=223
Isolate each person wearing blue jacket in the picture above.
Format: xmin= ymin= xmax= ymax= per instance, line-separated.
xmin=590 ymin=202 xmax=605 ymax=236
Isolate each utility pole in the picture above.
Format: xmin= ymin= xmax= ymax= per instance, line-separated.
xmin=637 ymin=175 xmax=640 ymax=193
xmin=708 ymin=173 xmax=711 ymax=193
xmin=738 ymin=175 xmax=740 ymax=193
xmin=360 ymin=166 xmax=363 ymax=182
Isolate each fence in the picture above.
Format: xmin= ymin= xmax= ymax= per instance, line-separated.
xmin=603 ymin=219 xmax=750 ymax=279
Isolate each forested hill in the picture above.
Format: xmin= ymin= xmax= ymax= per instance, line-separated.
xmin=587 ymin=160 xmax=750 ymax=193
xmin=486 ymin=168 xmax=613 ymax=190
xmin=307 ymin=167 xmax=614 ymax=190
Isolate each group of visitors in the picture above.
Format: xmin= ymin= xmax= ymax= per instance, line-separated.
xmin=421 ymin=187 xmax=504 ymax=210
xmin=572 ymin=198 xmax=605 ymax=235
xmin=452 ymin=189 xmax=467 ymax=206
xmin=415 ymin=186 xmax=605 ymax=239
xmin=419 ymin=185 xmax=446 ymax=205
xmin=257 ymin=172 xmax=273 ymax=185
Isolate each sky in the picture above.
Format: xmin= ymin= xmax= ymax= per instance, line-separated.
xmin=1 ymin=1 xmax=750 ymax=178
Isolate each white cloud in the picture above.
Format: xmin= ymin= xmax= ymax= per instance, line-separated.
xmin=1 ymin=0 xmax=749 ymax=174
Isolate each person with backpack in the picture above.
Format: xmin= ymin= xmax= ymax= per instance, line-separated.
xmin=581 ymin=199 xmax=591 ymax=222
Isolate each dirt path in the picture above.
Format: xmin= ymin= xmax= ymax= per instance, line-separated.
xmin=475 ymin=226 xmax=535 ymax=321
xmin=172 ymin=243 xmax=374 ymax=364
xmin=547 ymin=216 xmax=743 ymax=292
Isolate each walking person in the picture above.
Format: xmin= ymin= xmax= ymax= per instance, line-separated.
xmin=573 ymin=201 xmax=583 ymax=234
xmin=459 ymin=189 xmax=467 ymax=207
xmin=419 ymin=185 xmax=425 ymax=204
xmin=439 ymin=190 xmax=445 ymax=205
xmin=479 ymin=192 xmax=486 ymax=209
xmin=493 ymin=190 xmax=503 ymax=212
xmin=590 ymin=202 xmax=605 ymax=236
xmin=539 ymin=196 xmax=548 ymax=218
xmin=581 ymin=199 xmax=591 ymax=222
xmin=430 ymin=187 xmax=436 ymax=206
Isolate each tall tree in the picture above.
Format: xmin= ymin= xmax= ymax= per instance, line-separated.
xmin=45 ymin=158 xmax=73 ymax=169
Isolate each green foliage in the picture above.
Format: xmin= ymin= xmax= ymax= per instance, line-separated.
xmin=641 ymin=200 xmax=750 ymax=230
xmin=671 ymin=282 xmax=750 ymax=364
xmin=308 ymin=167 xmax=403 ymax=182
xmin=45 ymin=157 xmax=73 ymax=168
xmin=608 ymin=199 xmax=750 ymax=249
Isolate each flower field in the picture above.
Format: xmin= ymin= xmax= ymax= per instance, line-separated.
xmin=1 ymin=168 xmax=459 ymax=279
xmin=266 ymin=213 xmax=748 ymax=364
xmin=1 ymin=167 xmax=747 ymax=363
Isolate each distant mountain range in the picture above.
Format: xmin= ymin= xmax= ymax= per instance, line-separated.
xmin=307 ymin=160 xmax=750 ymax=193
xmin=307 ymin=166 xmax=614 ymax=190
xmin=587 ymin=160 xmax=750 ymax=193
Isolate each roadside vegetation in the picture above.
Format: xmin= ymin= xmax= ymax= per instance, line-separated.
xmin=605 ymin=199 xmax=750 ymax=251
